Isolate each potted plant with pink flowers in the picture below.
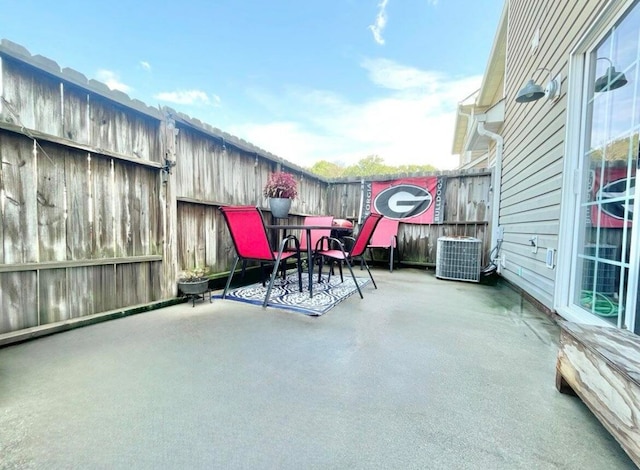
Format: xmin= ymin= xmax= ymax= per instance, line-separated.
xmin=263 ymin=171 xmax=298 ymax=218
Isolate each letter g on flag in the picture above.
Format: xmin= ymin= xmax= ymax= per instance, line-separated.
xmin=373 ymin=184 xmax=432 ymax=219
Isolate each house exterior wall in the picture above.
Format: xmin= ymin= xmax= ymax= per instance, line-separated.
xmin=500 ymin=0 xmax=606 ymax=309
xmin=459 ymin=150 xmax=491 ymax=170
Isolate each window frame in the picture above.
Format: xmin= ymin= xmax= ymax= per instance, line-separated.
xmin=556 ymin=0 xmax=638 ymax=330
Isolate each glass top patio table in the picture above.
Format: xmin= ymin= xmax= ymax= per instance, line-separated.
xmin=266 ymin=224 xmax=335 ymax=298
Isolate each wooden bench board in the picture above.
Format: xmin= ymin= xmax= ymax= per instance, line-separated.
xmin=560 ymin=321 xmax=640 ymax=384
xmin=556 ymin=321 xmax=640 ymax=467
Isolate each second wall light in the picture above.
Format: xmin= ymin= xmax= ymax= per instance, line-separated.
xmin=515 ymin=67 xmax=561 ymax=103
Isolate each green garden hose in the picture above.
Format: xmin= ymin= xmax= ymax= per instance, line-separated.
xmin=580 ymin=290 xmax=619 ymax=317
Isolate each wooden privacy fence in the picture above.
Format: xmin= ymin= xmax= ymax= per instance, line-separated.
xmin=0 ymin=132 xmax=165 ymax=328
xmin=0 ymin=39 xmax=491 ymax=341
xmin=175 ymin=164 xmax=491 ymax=277
xmin=322 ymin=174 xmax=491 ymax=265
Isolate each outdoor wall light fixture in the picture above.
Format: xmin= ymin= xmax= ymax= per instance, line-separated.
xmin=594 ymin=57 xmax=628 ymax=92
xmin=515 ymin=67 xmax=561 ymax=103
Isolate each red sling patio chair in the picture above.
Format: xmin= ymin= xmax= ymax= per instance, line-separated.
xmin=284 ymin=215 xmax=335 ymax=256
xmin=291 ymin=215 xmax=334 ymax=262
xmin=301 ymin=215 xmax=335 ymax=278
xmin=219 ymin=205 xmax=303 ymax=308
xmin=299 ymin=215 xmax=334 ymax=253
xmin=366 ymin=217 xmax=400 ymax=272
xmin=313 ymin=212 xmax=383 ymax=299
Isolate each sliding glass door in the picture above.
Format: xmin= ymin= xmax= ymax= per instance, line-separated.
xmin=572 ymin=1 xmax=639 ymax=332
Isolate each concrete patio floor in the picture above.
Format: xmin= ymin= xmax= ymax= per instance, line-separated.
xmin=0 ymin=268 xmax=635 ymax=469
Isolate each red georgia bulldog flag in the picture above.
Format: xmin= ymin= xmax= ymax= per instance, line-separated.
xmin=361 ymin=176 xmax=446 ymax=224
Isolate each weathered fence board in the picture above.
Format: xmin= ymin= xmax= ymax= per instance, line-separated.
xmin=0 ymin=148 xmax=3 ymax=263
xmin=38 ymin=268 xmax=68 ymax=324
xmin=2 ymin=59 xmax=61 ymax=136
xmin=87 ymin=264 xmax=118 ymax=314
xmin=149 ymin=172 xmax=162 ymax=256
xmin=136 ymin=165 xmax=153 ymax=256
xmin=0 ymin=271 xmax=37 ymax=333
xmin=89 ymin=96 xmax=160 ymax=162
xmin=65 ymin=149 xmax=91 ymax=260
xmin=150 ymin=261 xmax=163 ymax=301
xmin=37 ymin=141 xmax=67 ymax=262
xmin=204 ymin=206 xmax=219 ymax=272
xmin=176 ymin=127 xmax=260 ymax=205
xmin=62 ymin=82 xmax=90 ymax=143
xmin=66 ymin=266 xmax=93 ymax=318
xmin=129 ymin=164 xmax=145 ymax=256
xmin=114 ymin=161 xmax=132 ymax=257
xmin=326 ymin=181 xmax=363 ymax=220
xmin=114 ymin=263 xmax=136 ymax=309
xmin=296 ymin=175 xmax=329 ymax=216
xmin=112 ymin=161 xmax=160 ymax=257
xmin=115 ymin=262 xmax=158 ymax=308
xmin=91 ymin=156 xmax=115 ymax=258
xmin=444 ymin=175 xmax=490 ymax=222
xmin=1 ymin=132 xmax=38 ymax=264
xmin=177 ymin=202 xmax=207 ymax=271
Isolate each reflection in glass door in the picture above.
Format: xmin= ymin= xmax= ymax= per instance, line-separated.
xmin=573 ymin=2 xmax=639 ymax=330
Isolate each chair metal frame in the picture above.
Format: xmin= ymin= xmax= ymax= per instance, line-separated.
xmin=219 ymin=205 xmax=303 ymax=308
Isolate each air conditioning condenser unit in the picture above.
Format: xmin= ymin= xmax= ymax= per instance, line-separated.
xmin=436 ymin=236 xmax=482 ymax=282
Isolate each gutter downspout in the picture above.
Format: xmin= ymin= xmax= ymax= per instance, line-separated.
xmin=457 ymin=108 xmax=472 ymax=168
xmin=476 ymin=118 xmax=503 ymax=268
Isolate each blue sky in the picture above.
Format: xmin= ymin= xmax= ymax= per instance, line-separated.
xmin=1 ymin=0 xmax=504 ymax=170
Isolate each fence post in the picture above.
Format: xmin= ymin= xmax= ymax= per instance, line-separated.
xmin=160 ymin=113 xmax=179 ymax=298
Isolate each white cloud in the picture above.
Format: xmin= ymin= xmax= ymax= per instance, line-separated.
xmin=230 ymin=121 xmax=328 ymax=163
xmin=361 ymin=57 xmax=442 ymax=91
xmin=228 ymin=59 xmax=482 ymax=170
xmin=154 ymin=89 xmax=214 ymax=106
xmin=96 ymin=69 xmax=131 ymax=93
xmin=140 ymin=61 xmax=151 ymax=71
xmin=369 ymin=0 xmax=389 ymax=46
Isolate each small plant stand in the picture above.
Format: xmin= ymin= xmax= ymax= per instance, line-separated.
xmin=178 ymin=280 xmax=212 ymax=307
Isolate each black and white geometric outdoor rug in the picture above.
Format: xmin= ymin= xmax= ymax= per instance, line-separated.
xmin=213 ymin=271 xmax=369 ymax=316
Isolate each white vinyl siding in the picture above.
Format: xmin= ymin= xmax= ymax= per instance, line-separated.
xmin=500 ymin=0 xmax=606 ymax=309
